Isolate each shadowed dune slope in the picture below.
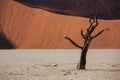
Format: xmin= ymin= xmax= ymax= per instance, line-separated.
xmin=0 ymin=0 xmax=120 ymax=49
xmin=0 ymin=32 xmax=16 ymax=49
xmin=14 ymin=0 xmax=120 ymax=20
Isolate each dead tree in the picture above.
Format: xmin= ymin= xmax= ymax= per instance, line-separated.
xmin=64 ymin=16 xmax=109 ymax=70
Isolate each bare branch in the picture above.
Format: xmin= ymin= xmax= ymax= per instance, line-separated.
xmin=89 ymin=16 xmax=98 ymax=27
xmin=89 ymin=17 xmax=95 ymax=24
xmin=87 ymin=17 xmax=99 ymax=35
xmin=80 ymin=30 xmax=86 ymax=39
xmin=64 ymin=34 xmax=83 ymax=49
xmin=92 ymin=28 xmax=110 ymax=39
xmin=94 ymin=17 xmax=99 ymax=27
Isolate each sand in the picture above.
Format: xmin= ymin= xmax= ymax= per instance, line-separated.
xmin=0 ymin=49 xmax=120 ymax=80
xmin=0 ymin=63 xmax=120 ymax=80
xmin=0 ymin=0 xmax=120 ymax=49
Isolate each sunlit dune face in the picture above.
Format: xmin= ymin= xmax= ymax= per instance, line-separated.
xmin=0 ymin=0 xmax=120 ymax=49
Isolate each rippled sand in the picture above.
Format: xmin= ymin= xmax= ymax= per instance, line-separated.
xmin=0 ymin=49 xmax=120 ymax=80
xmin=0 ymin=63 xmax=120 ymax=80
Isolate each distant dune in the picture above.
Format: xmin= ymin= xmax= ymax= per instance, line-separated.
xmin=0 ymin=0 xmax=120 ymax=49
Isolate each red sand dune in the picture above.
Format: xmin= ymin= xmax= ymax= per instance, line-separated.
xmin=0 ymin=0 xmax=120 ymax=49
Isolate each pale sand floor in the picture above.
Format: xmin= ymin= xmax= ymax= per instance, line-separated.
xmin=0 ymin=49 xmax=120 ymax=80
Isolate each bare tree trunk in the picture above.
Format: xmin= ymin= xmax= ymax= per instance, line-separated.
xmin=78 ymin=40 xmax=91 ymax=69
xmin=64 ymin=16 xmax=109 ymax=70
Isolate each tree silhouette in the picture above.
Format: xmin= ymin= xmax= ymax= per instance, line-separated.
xmin=64 ymin=16 xmax=109 ymax=70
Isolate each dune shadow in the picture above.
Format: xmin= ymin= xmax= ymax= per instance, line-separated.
xmin=14 ymin=0 xmax=120 ymax=20
xmin=0 ymin=32 xmax=16 ymax=49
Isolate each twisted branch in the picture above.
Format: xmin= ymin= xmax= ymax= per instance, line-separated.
xmin=64 ymin=34 xmax=83 ymax=49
